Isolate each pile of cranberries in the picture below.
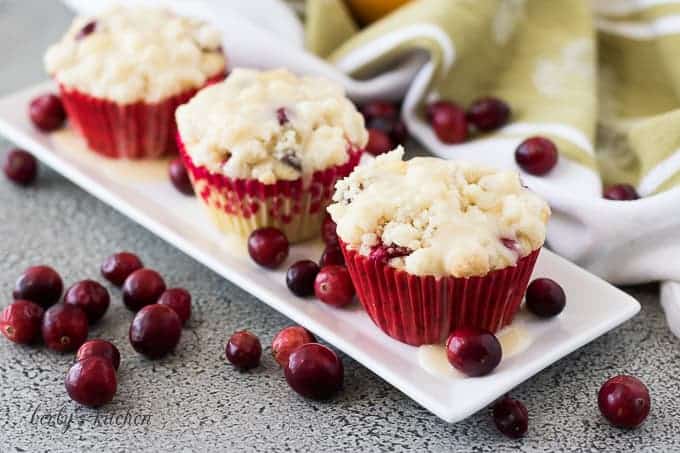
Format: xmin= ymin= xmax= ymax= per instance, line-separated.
xmin=360 ymin=100 xmax=409 ymax=156
xmin=0 ymin=251 xmax=193 ymax=408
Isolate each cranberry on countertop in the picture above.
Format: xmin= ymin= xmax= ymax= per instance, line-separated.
xmin=169 ymin=158 xmax=194 ymax=196
xmin=525 ymin=278 xmax=566 ymax=318
xmin=41 ymin=304 xmax=89 ymax=353
xmin=129 ymin=304 xmax=182 ymax=359
xmin=360 ymin=100 xmax=398 ymax=121
xmin=100 ymin=252 xmax=144 ymax=287
xmin=367 ymin=116 xmax=408 ymax=145
xmin=3 ymin=149 xmax=38 ymax=186
xmin=158 ymin=288 xmax=192 ymax=325
xmin=286 ymin=260 xmax=320 ymax=297
xmin=365 ymin=128 xmax=393 ymax=156
xmin=65 ymin=357 xmax=117 ymax=407
xmin=603 ymin=184 xmax=639 ymax=201
xmin=466 ymin=97 xmax=511 ymax=132
xmin=426 ymin=100 xmax=468 ymax=144
xmin=122 ymin=268 xmax=166 ymax=312
xmin=285 ymin=343 xmax=344 ymax=400
xmin=77 ymin=339 xmax=121 ymax=371
xmin=493 ymin=397 xmax=529 ymax=438
xmin=64 ymin=280 xmax=110 ymax=323
xmin=0 ymin=300 xmax=44 ymax=344
xmin=225 ymin=331 xmax=262 ymax=370
xmin=13 ymin=265 xmax=63 ymax=308
xmin=247 ymin=227 xmax=289 ymax=269
xmin=446 ymin=327 xmax=502 ymax=377
xmin=514 ymin=136 xmax=558 ymax=176
xmin=319 ymin=245 xmax=345 ymax=267
xmin=28 ymin=93 xmax=66 ymax=132
xmin=272 ymin=326 xmax=316 ymax=368
xmin=598 ymin=375 xmax=650 ymax=429
xmin=321 ymin=215 xmax=339 ymax=246
xmin=314 ymin=265 xmax=355 ymax=308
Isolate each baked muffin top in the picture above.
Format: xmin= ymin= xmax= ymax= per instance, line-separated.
xmin=44 ymin=6 xmax=226 ymax=104
xmin=176 ymin=68 xmax=368 ymax=185
xmin=328 ymin=148 xmax=550 ymax=278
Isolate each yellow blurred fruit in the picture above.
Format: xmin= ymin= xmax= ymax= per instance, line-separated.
xmin=345 ymin=0 xmax=412 ymax=25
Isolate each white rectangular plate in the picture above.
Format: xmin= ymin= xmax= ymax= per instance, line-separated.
xmin=0 ymin=83 xmax=640 ymax=423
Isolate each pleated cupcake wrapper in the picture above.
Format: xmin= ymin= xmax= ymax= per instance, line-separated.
xmin=177 ymin=134 xmax=363 ymax=243
xmin=340 ymin=241 xmax=540 ymax=346
xmin=58 ymin=73 xmax=225 ymax=159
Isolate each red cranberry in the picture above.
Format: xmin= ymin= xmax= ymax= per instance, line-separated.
xmin=286 ymin=260 xmax=320 ymax=297
xmin=426 ymin=101 xmax=468 ymax=144
xmin=13 ymin=265 xmax=63 ymax=308
xmin=75 ymin=20 xmax=97 ymax=40
xmin=276 ymin=107 xmax=289 ymax=125
xmin=64 ymin=280 xmax=110 ymax=323
xmin=314 ymin=265 xmax=355 ymax=307
xmin=467 ymin=97 xmax=511 ymax=132
xmin=321 ymin=215 xmax=339 ymax=246
xmin=129 ymin=304 xmax=182 ymax=359
xmin=365 ymin=128 xmax=393 ymax=156
xmin=28 ymin=93 xmax=66 ymax=132
xmin=361 ymin=100 xmax=398 ymax=121
xmin=157 ymin=288 xmax=192 ymax=325
xmin=525 ymin=278 xmax=566 ymax=318
xmin=369 ymin=244 xmax=411 ymax=264
xmin=320 ymin=245 xmax=345 ymax=267
xmin=272 ymin=326 xmax=316 ymax=367
xmin=598 ymin=375 xmax=650 ymax=429
xmin=603 ymin=184 xmax=639 ymax=201
xmin=390 ymin=119 xmax=409 ymax=144
xmin=3 ymin=149 xmax=38 ymax=186
xmin=41 ymin=304 xmax=89 ymax=352
xmin=76 ymin=339 xmax=120 ymax=371
xmin=225 ymin=331 xmax=262 ymax=370
xmin=493 ymin=397 xmax=529 ymax=438
xmin=446 ymin=327 xmax=502 ymax=377
xmin=0 ymin=300 xmax=44 ymax=344
xmin=247 ymin=227 xmax=289 ymax=269
xmin=367 ymin=117 xmax=409 ymax=145
xmin=169 ymin=158 xmax=194 ymax=196
xmin=100 ymin=252 xmax=144 ymax=286
xmin=122 ymin=268 xmax=166 ymax=312
xmin=285 ymin=343 xmax=343 ymax=400
xmin=514 ymin=136 xmax=558 ymax=175
xmin=65 ymin=357 xmax=116 ymax=407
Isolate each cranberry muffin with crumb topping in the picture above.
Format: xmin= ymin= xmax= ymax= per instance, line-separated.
xmin=328 ymin=148 xmax=550 ymax=345
xmin=44 ymin=5 xmax=226 ymax=158
xmin=176 ymin=68 xmax=367 ymax=242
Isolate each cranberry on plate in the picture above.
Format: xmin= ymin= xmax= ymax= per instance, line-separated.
xmin=77 ymin=339 xmax=121 ymax=371
xmin=122 ymin=268 xmax=166 ymax=312
xmin=285 ymin=343 xmax=343 ymax=400
xmin=514 ymin=136 xmax=558 ymax=176
xmin=225 ymin=331 xmax=262 ymax=370
xmin=3 ymin=149 xmax=38 ymax=186
xmin=272 ymin=326 xmax=316 ymax=368
xmin=13 ymin=265 xmax=63 ymax=308
xmin=28 ymin=93 xmax=66 ymax=132
xmin=314 ymin=265 xmax=355 ymax=307
xmin=525 ymin=278 xmax=566 ymax=318
xmin=100 ymin=251 xmax=144 ymax=287
xmin=247 ymin=227 xmax=289 ymax=269
xmin=41 ymin=304 xmax=89 ymax=353
xmin=446 ymin=327 xmax=502 ymax=377
xmin=157 ymin=288 xmax=192 ymax=325
xmin=426 ymin=100 xmax=468 ymax=144
xmin=286 ymin=260 xmax=320 ymax=297
xmin=493 ymin=396 xmax=529 ymax=438
xmin=603 ymin=184 xmax=639 ymax=201
xmin=321 ymin=215 xmax=339 ymax=246
xmin=598 ymin=375 xmax=650 ymax=429
xmin=65 ymin=357 xmax=117 ymax=407
xmin=0 ymin=300 xmax=44 ymax=344
xmin=365 ymin=128 xmax=393 ymax=156
xmin=64 ymin=280 xmax=110 ymax=323
xmin=129 ymin=304 xmax=182 ymax=359
xmin=466 ymin=97 xmax=511 ymax=132
xmin=319 ymin=245 xmax=345 ymax=267
xmin=169 ymin=158 xmax=194 ymax=196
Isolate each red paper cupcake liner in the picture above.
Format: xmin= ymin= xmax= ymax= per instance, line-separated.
xmin=58 ymin=72 xmax=225 ymax=159
xmin=341 ymin=241 xmax=540 ymax=346
xmin=177 ymin=134 xmax=363 ymax=242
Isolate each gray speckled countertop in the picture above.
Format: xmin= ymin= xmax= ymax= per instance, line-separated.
xmin=0 ymin=2 xmax=678 ymax=452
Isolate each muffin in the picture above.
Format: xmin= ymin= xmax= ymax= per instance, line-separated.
xmin=44 ymin=6 xmax=227 ymax=158
xmin=328 ymin=148 xmax=550 ymax=345
xmin=175 ymin=68 xmax=367 ymax=242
